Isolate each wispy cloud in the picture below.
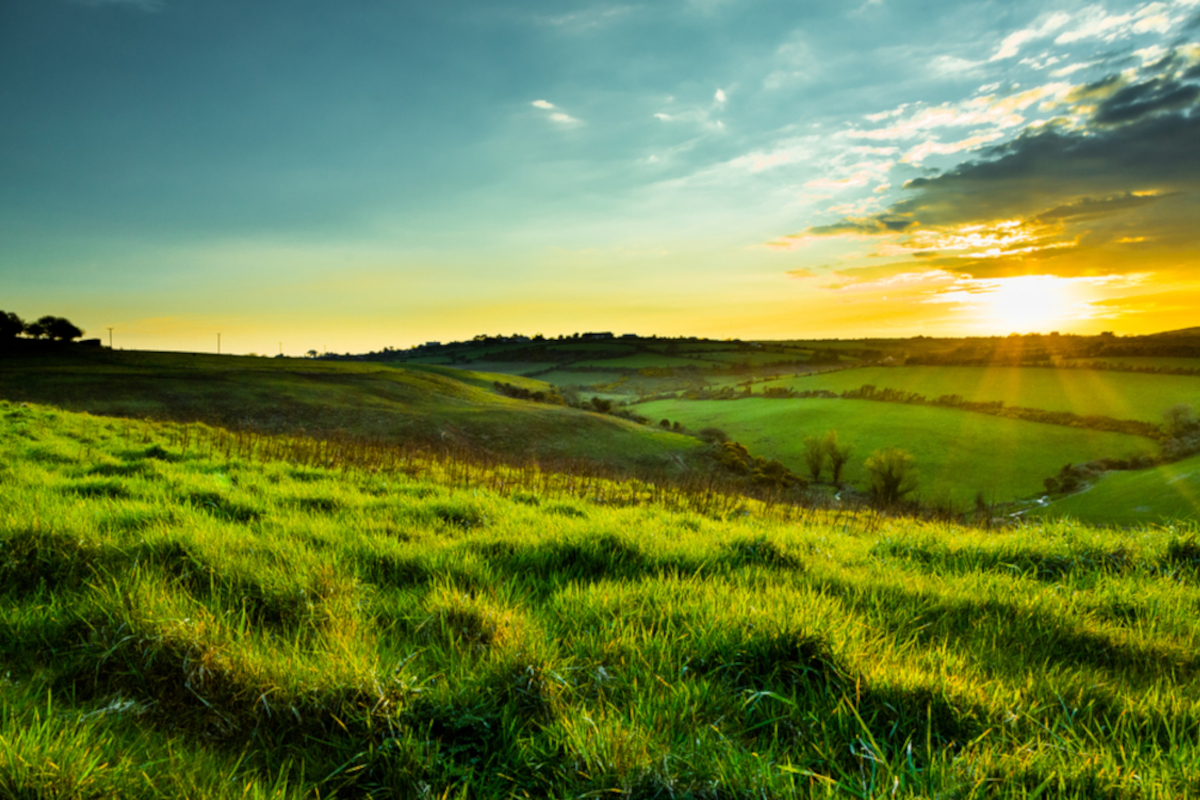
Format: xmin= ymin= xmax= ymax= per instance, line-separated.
xmin=531 ymin=100 xmax=581 ymax=126
xmin=533 ymin=5 xmax=634 ymax=31
xmin=990 ymin=12 xmax=1071 ymax=61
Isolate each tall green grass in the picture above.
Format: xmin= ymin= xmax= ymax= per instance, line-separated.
xmin=3 ymin=400 xmax=1200 ymax=798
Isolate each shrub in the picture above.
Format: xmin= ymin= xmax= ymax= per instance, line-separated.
xmin=802 ymin=436 xmax=825 ymax=482
xmin=864 ymin=448 xmax=917 ymax=506
xmin=823 ymin=431 xmax=852 ymax=486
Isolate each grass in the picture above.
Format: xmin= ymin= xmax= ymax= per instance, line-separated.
xmin=1061 ymin=357 xmax=1200 ymax=371
xmin=637 ymin=397 xmax=1159 ymax=505
xmin=0 ymin=348 xmax=707 ymax=474
xmin=1032 ymin=451 xmax=1200 ymax=525
xmin=4 ymin=400 xmax=1200 ymax=797
xmin=574 ymin=354 xmax=716 ymax=369
xmin=761 ymin=366 xmax=1200 ymax=423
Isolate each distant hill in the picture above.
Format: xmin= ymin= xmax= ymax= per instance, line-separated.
xmin=1144 ymin=327 xmax=1200 ymax=338
xmin=0 ymin=347 xmax=706 ymax=475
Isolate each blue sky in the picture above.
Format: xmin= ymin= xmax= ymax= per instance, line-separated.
xmin=2 ymin=0 xmax=1198 ymax=353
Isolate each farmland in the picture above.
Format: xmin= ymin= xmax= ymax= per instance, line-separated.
xmin=6 ymin=340 xmax=1199 ymax=523
xmin=0 ymin=348 xmax=705 ymax=474
xmin=637 ymin=396 xmax=1160 ymax=506
xmin=1032 ymin=452 xmax=1200 ymax=526
xmin=759 ymin=366 xmax=1200 ymax=424
xmin=4 ymin=400 xmax=1200 ymax=798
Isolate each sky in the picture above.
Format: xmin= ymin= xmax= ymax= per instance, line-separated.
xmin=1 ymin=0 xmax=1199 ymax=354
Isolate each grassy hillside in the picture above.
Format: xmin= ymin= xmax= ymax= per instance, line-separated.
xmin=0 ymin=348 xmax=704 ymax=473
xmin=760 ymin=366 xmax=1200 ymax=424
xmin=4 ymin=401 xmax=1200 ymax=798
xmin=638 ymin=397 xmax=1159 ymax=505
xmin=1033 ymin=452 xmax=1200 ymax=526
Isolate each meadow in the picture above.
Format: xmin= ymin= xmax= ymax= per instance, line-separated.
xmin=5 ymin=400 xmax=1200 ymax=798
xmin=1031 ymin=452 xmax=1200 ymax=526
xmin=760 ymin=366 xmax=1200 ymax=424
xmin=637 ymin=397 xmax=1160 ymax=506
xmin=0 ymin=348 xmax=705 ymax=474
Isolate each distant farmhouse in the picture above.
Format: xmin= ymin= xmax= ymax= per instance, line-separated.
xmin=581 ymin=332 xmax=614 ymax=340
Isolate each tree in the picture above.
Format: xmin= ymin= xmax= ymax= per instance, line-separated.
xmin=24 ymin=321 xmax=47 ymax=339
xmin=802 ymin=436 xmax=825 ymax=482
xmin=1164 ymin=404 xmax=1197 ymax=439
xmin=864 ymin=448 xmax=918 ymax=506
xmin=823 ymin=430 xmax=853 ymax=486
xmin=38 ymin=316 xmax=83 ymax=342
xmin=0 ymin=310 xmax=24 ymax=339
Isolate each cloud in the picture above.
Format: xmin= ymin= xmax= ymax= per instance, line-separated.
xmin=990 ymin=12 xmax=1072 ymax=61
xmin=714 ymin=88 xmax=727 ymax=104
xmin=841 ymin=83 xmax=1072 ymax=142
xmin=781 ymin=53 xmax=1200 ymax=281
xmin=930 ymin=56 xmax=983 ymax=76
xmin=533 ymin=5 xmax=634 ymax=31
xmin=1055 ymin=3 xmax=1178 ymax=45
xmin=1092 ymin=75 xmax=1200 ymax=124
xmin=902 ymin=131 xmax=1005 ymax=164
xmin=532 ymin=100 xmax=581 ymax=126
xmin=764 ymin=32 xmax=818 ymax=88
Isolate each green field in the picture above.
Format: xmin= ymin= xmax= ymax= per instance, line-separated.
xmin=0 ymin=349 xmax=705 ymax=473
xmin=1061 ymin=357 xmax=1200 ymax=371
xmin=695 ymin=351 xmax=808 ymax=365
xmin=762 ymin=366 xmax=1200 ymax=423
xmin=1033 ymin=452 xmax=1200 ymax=525
xmin=575 ymin=353 xmax=714 ymax=369
xmin=638 ymin=397 xmax=1159 ymax=505
xmin=5 ymin=401 xmax=1200 ymax=798
xmin=535 ymin=369 xmax=627 ymax=387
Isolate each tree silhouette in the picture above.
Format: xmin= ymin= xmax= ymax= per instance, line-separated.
xmin=37 ymin=316 xmax=83 ymax=341
xmin=0 ymin=310 xmax=25 ymax=339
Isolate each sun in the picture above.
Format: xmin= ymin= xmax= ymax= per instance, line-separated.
xmin=978 ymin=275 xmax=1078 ymax=333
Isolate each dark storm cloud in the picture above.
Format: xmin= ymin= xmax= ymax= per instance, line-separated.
xmin=872 ymin=107 xmax=1200 ymax=232
xmin=1033 ymin=192 xmax=1165 ymax=222
xmin=1093 ymin=76 xmax=1200 ymax=125
xmin=796 ymin=43 xmax=1200 ymax=251
xmin=787 ymin=48 xmax=1200 ymax=284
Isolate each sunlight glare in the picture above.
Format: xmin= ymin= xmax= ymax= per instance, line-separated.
xmin=980 ymin=275 xmax=1077 ymax=333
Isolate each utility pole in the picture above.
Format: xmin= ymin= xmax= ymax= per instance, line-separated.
xmin=106 ymin=327 xmax=113 ymax=349
xmin=217 ymin=333 xmax=221 ymax=355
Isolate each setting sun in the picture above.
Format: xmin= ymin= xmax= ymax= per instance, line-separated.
xmin=979 ymin=275 xmax=1079 ymax=332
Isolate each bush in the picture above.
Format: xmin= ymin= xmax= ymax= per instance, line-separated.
xmin=802 ymin=436 xmax=825 ymax=482
xmin=864 ymin=448 xmax=917 ymax=506
xmin=823 ymin=431 xmax=852 ymax=486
